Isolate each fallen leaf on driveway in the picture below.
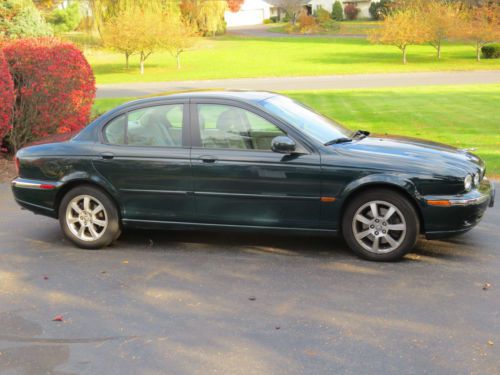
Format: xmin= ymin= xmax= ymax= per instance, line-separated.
xmin=487 ymin=340 xmax=494 ymax=346
xmin=43 ymin=276 xmax=49 ymax=280
xmin=248 ymin=296 xmax=256 ymax=301
xmin=483 ymin=282 xmax=491 ymax=290
xmin=123 ymin=260 xmax=129 ymax=264
xmin=52 ymin=315 xmax=63 ymax=322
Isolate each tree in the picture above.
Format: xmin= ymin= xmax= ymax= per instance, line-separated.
xmin=369 ymin=0 xmax=393 ymax=20
xmin=180 ymin=0 xmax=226 ymax=36
xmin=198 ymin=0 xmax=227 ymax=36
xmin=369 ymin=9 xmax=430 ymax=64
xmin=102 ymin=8 xmax=139 ymax=69
xmin=0 ymin=50 xmax=14 ymax=143
xmin=102 ymin=6 xmax=169 ymax=74
xmin=454 ymin=2 xmax=500 ymax=61
xmin=88 ymin=0 xmax=180 ymax=37
xmin=33 ymin=0 xmax=64 ymax=11
xmin=164 ymin=15 xmax=198 ymax=69
xmin=331 ymin=0 xmax=343 ymax=21
xmin=47 ymin=2 xmax=81 ymax=33
xmin=0 ymin=0 xmax=53 ymax=39
xmin=423 ymin=1 xmax=461 ymax=60
xmin=278 ymin=0 xmax=306 ymax=25
xmin=2 ymin=38 xmax=95 ymax=152
xmin=227 ymin=0 xmax=244 ymax=12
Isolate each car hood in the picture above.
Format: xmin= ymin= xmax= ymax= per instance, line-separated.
xmin=331 ymin=134 xmax=484 ymax=177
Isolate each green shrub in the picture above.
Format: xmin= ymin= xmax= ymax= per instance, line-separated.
xmin=481 ymin=43 xmax=500 ymax=59
xmin=263 ymin=18 xmax=273 ymax=24
xmin=319 ymin=18 xmax=340 ymax=32
xmin=344 ymin=4 xmax=360 ymax=20
xmin=316 ymin=7 xmax=331 ymax=23
xmin=269 ymin=16 xmax=278 ymax=23
xmin=47 ymin=2 xmax=81 ymax=33
xmin=0 ymin=0 xmax=53 ymax=38
xmin=332 ymin=1 xmax=343 ymax=21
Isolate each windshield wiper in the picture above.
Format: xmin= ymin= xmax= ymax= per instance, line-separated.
xmin=324 ymin=137 xmax=353 ymax=146
xmin=351 ymin=130 xmax=370 ymax=139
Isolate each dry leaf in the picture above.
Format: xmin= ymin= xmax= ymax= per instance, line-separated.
xmin=52 ymin=315 xmax=63 ymax=322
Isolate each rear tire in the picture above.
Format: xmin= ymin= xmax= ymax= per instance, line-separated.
xmin=58 ymin=185 xmax=121 ymax=249
xmin=342 ymin=189 xmax=419 ymax=261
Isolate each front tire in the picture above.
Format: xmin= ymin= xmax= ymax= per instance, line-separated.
xmin=342 ymin=189 xmax=420 ymax=261
xmin=58 ymin=185 xmax=121 ymax=249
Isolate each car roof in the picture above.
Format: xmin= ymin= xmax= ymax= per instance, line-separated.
xmin=122 ymin=90 xmax=278 ymax=106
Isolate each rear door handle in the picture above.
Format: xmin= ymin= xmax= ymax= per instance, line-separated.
xmin=100 ymin=152 xmax=114 ymax=160
xmin=199 ymin=155 xmax=217 ymax=163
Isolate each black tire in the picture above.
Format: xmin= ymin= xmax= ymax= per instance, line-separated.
xmin=58 ymin=185 xmax=121 ymax=249
xmin=342 ymin=189 xmax=420 ymax=261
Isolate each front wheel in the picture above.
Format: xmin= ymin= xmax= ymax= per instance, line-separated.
xmin=342 ymin=189 xmax=420 ymax=261
xmin=59 ymin=185 xmax=121 ymax=249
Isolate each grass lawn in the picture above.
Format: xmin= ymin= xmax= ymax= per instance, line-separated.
xmin=88 ymin=36 xmax=500 ymax=84
xmin=92 ymin=84 xmax=500 ymax=176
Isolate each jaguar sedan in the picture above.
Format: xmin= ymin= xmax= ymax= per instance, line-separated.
xmin=12 ymin=91 xmax=495 ymax=261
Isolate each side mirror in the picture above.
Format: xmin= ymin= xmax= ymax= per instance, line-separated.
xmin=271 ymin=136 xmax=296 ymax=154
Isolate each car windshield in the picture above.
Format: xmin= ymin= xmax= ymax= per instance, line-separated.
xmin=260 ymin=95 xmax=352 ymax=144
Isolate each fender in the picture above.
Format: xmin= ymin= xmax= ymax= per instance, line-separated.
xmin=338 ymin=173 xmax=422 ymax=205
xmin=56 ymin=170 xmax=123 ymax=217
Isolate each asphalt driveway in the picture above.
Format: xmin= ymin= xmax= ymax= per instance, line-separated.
xmin=0 ymin=183 xmax=499 ymax=375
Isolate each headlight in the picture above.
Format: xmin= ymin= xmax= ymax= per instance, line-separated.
xmin=473 ymin=173 xmax=480 ymax=186
xmin=464 ymin=174 xmax=473 ymax=192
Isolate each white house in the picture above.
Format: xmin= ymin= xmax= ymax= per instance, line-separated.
xmin=224 ymin=0 xmax=280 ymax=27
xmin=224 ymin=0 xmax=375 ymax=27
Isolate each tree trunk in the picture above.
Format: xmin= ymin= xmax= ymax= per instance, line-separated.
xmin=140 ymin=53 xmax=145 ymax=75
xmin=402 ymin=46 xmax=407 ymax=65
xmin=176 ymin=54 xmax=181 ymax=70
xmin=476 ymin=42 xmax=481 ymax=61
xmin=437 ymin=43 xmax=441 ymax=60
xmin=125 ymin=52 xmax=129 ymax=69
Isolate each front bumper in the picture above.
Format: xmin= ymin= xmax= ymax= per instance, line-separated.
xmin=422 ymin=178 xmax=494 ymax=239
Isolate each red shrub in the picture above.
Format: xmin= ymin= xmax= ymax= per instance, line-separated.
xmin=2 ymin=38 xmax=95 ymax=151
xmin=344 ymin=4 xmax=360 ymax=20
xmin=0 ymin=49 xmax=14 ymax=145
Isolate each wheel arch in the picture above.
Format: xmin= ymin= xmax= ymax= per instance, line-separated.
xmin=54 ymin=177 xmax=122 ymax=220
xmin=337 ymin=177 xmax=425 ymax=233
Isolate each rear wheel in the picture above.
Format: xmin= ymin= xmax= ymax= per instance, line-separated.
xmin=59 ymin=185 xmax=121 ymax=249
xmin=342 ymin=189 xmax=420 ymax=261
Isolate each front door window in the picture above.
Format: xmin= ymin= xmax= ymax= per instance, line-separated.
xmin=197 ymin=104 xmax=285 ymax=151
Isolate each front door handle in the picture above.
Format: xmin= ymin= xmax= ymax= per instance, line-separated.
xmin=100 ymin=152 xmax=114 ymax=160
xmin=199 ymin=155 xmax=217 ymax=163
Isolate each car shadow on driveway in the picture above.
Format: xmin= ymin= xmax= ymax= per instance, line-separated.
xmin=100 ymin=227 xmax=479 ymax=264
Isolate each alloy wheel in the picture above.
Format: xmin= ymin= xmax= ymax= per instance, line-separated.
xmin=351 ymin=200 xmax=407 ymax=254
xmin=65 ymin=195 xmax=108 ymax=242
